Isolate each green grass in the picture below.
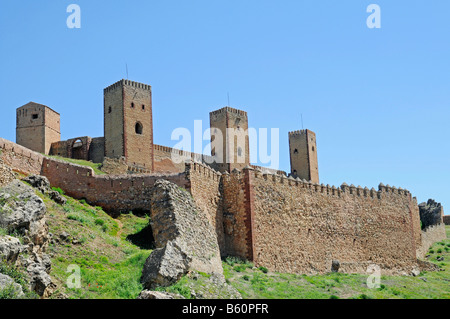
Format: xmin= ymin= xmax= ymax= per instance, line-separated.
xmin=40 ymin=190 xmax=152 ymax=299
xmin=159 ymin=226 xmax=450 ymax=299
xmin=45 ymin=155 xmax=105 ymax=175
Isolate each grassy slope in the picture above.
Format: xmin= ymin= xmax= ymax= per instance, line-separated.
xmin=221 ymin=228 xmax=450 ymax=299
xmin=36 ymin=185 xmax=450 ymax=299
xmin=44 ymin=155 xmax=105 ymax=175
xmin=42 ymin=191 xmax=151 ymax=299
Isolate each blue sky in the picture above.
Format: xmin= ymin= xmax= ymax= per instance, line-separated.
xmin=0 ymin=1 xmax=449 ymax=213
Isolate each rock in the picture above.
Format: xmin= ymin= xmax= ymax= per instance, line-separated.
xmin=420 ymin=277 xmax=428 ymax=282
xmin=22 ymin=175 xmax=66 ymax=205
xmin=22 ymin=175 xmax=51 ymax=195
xmin=437 ymin=257 xmax=444 ymax=261
xmin=141 ymin=179 xmax=223 ymax=290
xmin=27 ymin=262 xmax=55 ymax=298
xmin=0 ymin=179 xmax=54 ymax=297
xmin=331 ymin=260 xmax=340 ymax=273
xmin=0 ymin=236 xmax=24 ymax=263
xmin=411 ymin=269 xmax=421 ymax=277
xmin=137 ymin=290 xmax=185 ymax=299
xmin=0 ymin=273 xmax=24 ymax=298
xmin=0 ymin=180 xmax=48 ymax=248
xmin=60 ymin=232 xmax=70 ymax=241
xmin=141 ymin=241 xmax=191 ymax=289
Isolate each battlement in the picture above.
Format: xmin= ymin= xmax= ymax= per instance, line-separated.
xmin=224 ymin=166 xmax=412 ymax=201
xmin=210 ymin=106 xmax=248 ymax=118
xmin=104 ymin=79 xmax=152 ymax=93
xmin=289 ymin=129 xmax=310 ymax=136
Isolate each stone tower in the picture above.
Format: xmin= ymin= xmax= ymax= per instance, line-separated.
xmin=16 ymin=102 xmax=61 ymax=155
xmin=289 ymin=129 xmax=319 ymax=183
xmin=104 ymin=79 xmax=154 ymax=171
xmin=209 ymin=106 xmax=250 ymax=173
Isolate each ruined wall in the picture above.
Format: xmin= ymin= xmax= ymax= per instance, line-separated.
xmin=0 ymin=138 xmax=44 ymax=175
xmin=185 ymin=162 xmax=225 ymax=255
xmin=444 ymin=215 xmax=450 ymax=226
xmin=226 ymin=168 xmax=421 ymax=275
xmin=89 ymin=137 xmax=105 ymax=164
xmin=41 ymin=157 xmax=187 ymax=215
xmin=416 ymin=224 xmax=447 ymax=258
xmin=153 ymin=144 xmax=214 ymax=174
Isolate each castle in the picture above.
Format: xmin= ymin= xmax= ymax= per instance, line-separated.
xmin=5 ymin=78 xmax=446 ymax=275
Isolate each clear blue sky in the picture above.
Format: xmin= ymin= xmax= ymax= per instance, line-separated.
xmin=0 ymin=1 xmax=449 ymax=213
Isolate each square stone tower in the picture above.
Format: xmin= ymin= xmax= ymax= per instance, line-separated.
xmin=210 ymin=106 xmax=250 ymax=173
xmin=104 ymin=79 xmax=154 ymax=171
xmin=289 ymin=129 xmax=319 ymax=183
xmin=16 ymin=102 xmax=61 ymax=155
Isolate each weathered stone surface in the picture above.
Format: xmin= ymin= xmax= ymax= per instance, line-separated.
xmin=0 ymin=273 xmax=24 ymax=298
xmin=0 ymin=160 xmax=15 ymax=188
xmin=419 ymin=199 xmax=443 ymax=229
xmin=141 ymin=179 xmax=223 ymax=289
xmin=23 ymin=174 xmax=66 ymax=205
xmin=0 ymin=179 xmax=54 ymax=297
xmin=0 ymin=236 xmax=24 ymax=263
xmin=137 ymin=290 xmax=185 ymax=299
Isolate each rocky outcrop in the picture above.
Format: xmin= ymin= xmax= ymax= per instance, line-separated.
xmin=23 ymin=174 xmax=67 ymax=205
xmin=141 ymin=180 xmax=223 ymax=290
xmin=137 ymin=290 xmax=185 ymax=299
xmin=0 ymin=236 xmax=24 ymax=263
xmin=0 ymin=179 xmax=55 ymax=297
xmin=419 ymin=199 xmax=443 ymax=229
xmin=0 ymin=273 xmax=24 ymax=298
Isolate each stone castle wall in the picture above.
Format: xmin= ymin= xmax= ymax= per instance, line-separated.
xmin=444 ymin=215 xmax=450 ymax=226
xmin=221 ymin=167 xmax=422 ymax=275
xmin=416 ymin=223 xmax=447 ymax=258
xmin=0 ymin=137 xmax=445 ymax=275
xmin=185 ymin=162 xmax=225 ymax=254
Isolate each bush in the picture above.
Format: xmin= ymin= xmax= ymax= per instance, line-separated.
xmin=242 ymin=275 xmax=250 ymax=281
xmin=437 ymin=248 xmax=443 ymax=254
xmin=329 ymin=295 xmax=339 ymax=299
xmin=95 ymin=218 xmax=105 ymax=226
xmin=52 ymin=187 xmax=65 ymax=195
xmin=258 ymin=266 xmax=268 ymax=274
xmin=429 ymin=249 xmax=435 ymax=254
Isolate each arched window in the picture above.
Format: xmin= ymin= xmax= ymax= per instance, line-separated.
xmin=237 ymin=147 xmax=242 ymax=157
xmin=294 ymin=149 xmax=298 ymax=154
xmin=131 ymin=102 xmax=135 ymax=108
xmin=108 ymin=106 xmax=112 ymax=113
xmin=135 ymin=122 xmax=143 ymax=135
xmin=142 ymin=104 xmax=145 ymax=110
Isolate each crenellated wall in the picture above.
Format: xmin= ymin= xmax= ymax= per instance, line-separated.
xmin=222 ymin=167 xmax=422 ymax=275
xmin=0 ymin=137 xmax=444 ymax=275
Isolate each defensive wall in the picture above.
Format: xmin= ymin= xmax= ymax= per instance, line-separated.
xmin=0 ymin=138 xmax=446 ymax=274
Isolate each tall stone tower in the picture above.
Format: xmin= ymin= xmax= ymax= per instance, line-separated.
xmin=209 ymin=106 xmax=250 ymax=173
xmin=16 ymin=102 xmax=61 ymax=155
xmin=104 ymin=79 xmax=154 ymax=171
xmin=289 ymin=129 xmax=319 ymax=183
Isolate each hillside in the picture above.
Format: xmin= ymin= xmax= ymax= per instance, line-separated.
xmin=1 ymin=176 xmax=449 ymax=299
xmin=40 ymin=189 xmax=450 ymax=299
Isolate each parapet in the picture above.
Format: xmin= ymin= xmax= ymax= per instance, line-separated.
xmin=288 ymin=129 xmax=313 ymax=137
xmin=104 ymin=79 xmax=152 ymax=93
xmin=210 ymin=106 xmax=247 ymax=118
